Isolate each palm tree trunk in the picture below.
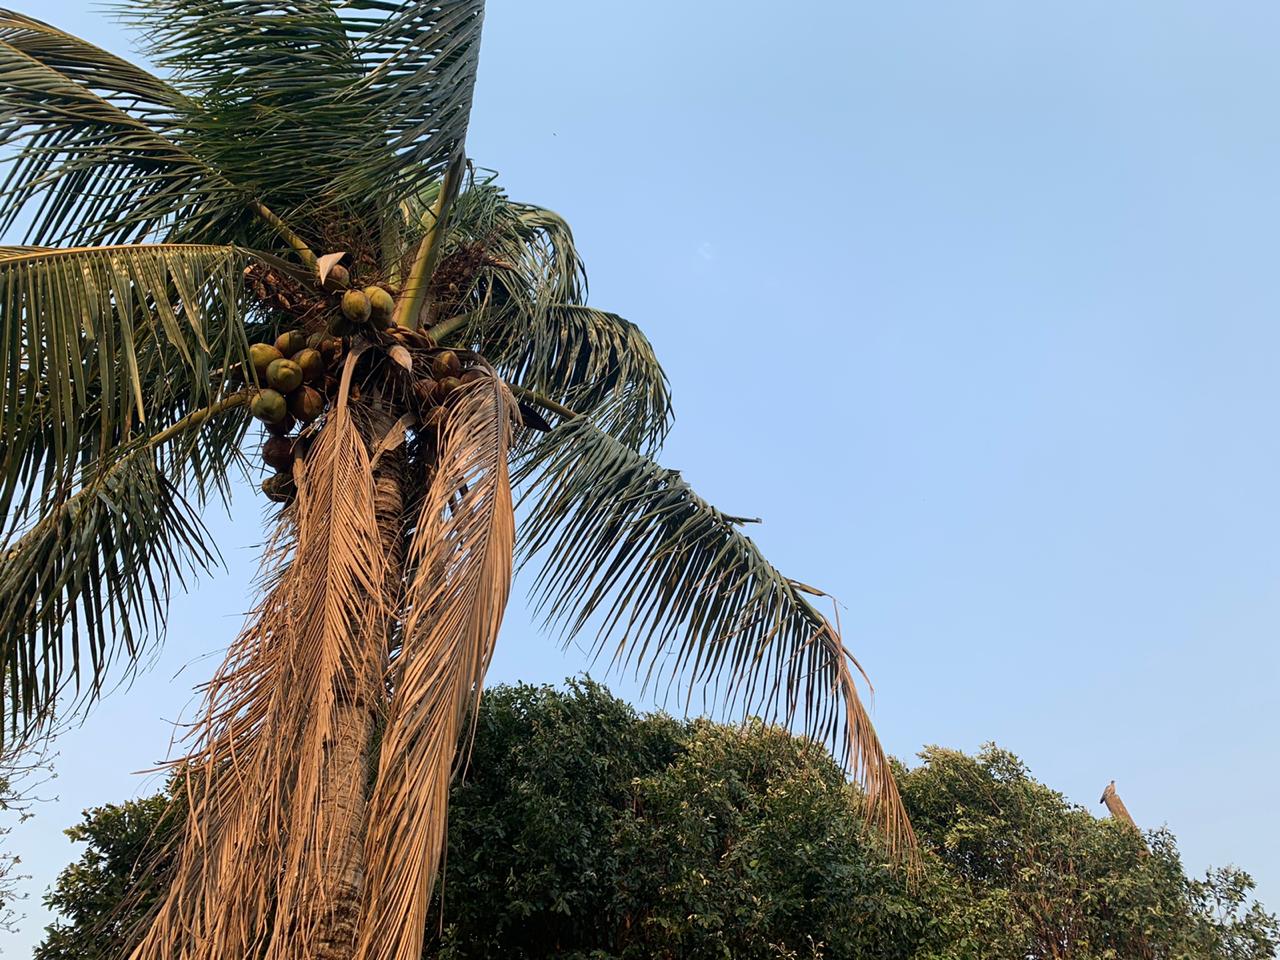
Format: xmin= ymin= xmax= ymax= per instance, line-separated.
xmin=314 ymin=425 xmax=407 ymax=960
xmin=313 ymin=703 xmax=377 ymax=960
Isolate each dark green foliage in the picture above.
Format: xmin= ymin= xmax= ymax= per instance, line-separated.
xmin=897 ymin=746 xmax=1280 ymax=959
xmin=34 ymin=682 xmax=1278 ymax=960
xmin=433 ymin=680 xmax=686 ymax=957
xmin=35 ymin=790 xmax=182 ymax=960
xmin=603 ymin=722 xmax=930 ymax=960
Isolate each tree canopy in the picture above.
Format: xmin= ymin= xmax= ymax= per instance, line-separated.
xmin=35 ymin=681 xmax=1278 ymax=960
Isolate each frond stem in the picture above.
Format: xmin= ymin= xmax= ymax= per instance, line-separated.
xmin=392 ymin=152 xmax=464 ymax=331
xmin=424 ymin=309 xmax=475 ymax=344
xmin=509 ymin=384 xmax=579 ymax=422
xmin=250 ymin=201 xmax=316 ymax=271
xmin=145 ymin=390 xmax=250 ymax=449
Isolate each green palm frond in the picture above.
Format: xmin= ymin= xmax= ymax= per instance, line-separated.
xmin=0 ymin=440 xmax=227 ymax=733
xmin=0 ymin=14 xmax=244 ymax=245
xmin=122 ymin=0 xmax=370 ymax=219
xmin=0 ymin=10 xmax=181 ymax=118
xmin=121 ymin=0 xmax=485 ymax=231
xmin=336 ymin=0 xmax=485 ymax=202
xmin=515 ymin=415 xmax=915 ymax=856
xmin=494 ymin=304 xmax=670 ymax=451
xmin=445 ymin=179 xmax=584 ymax=307
xmin=437 ymin=181 xmax=671 ymax=448
xmin=0 ymin=243 xmax=252 ymax=521
xmin=127 ymin=0 xmax=357 ymax=96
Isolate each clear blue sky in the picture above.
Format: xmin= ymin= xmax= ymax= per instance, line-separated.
xmin=6 ymin=1 xmax=1280 ymax=952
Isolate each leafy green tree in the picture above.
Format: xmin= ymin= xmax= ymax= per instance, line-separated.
xmin=604 ymin=721 xmax=933 ymax=960
xmin=35 ymin=682 xmax=1278 ymax=960
xmin=427 ymin=680 xmax=686 ymax=954
xmin=898 ymin=745 xmax=1279 ymax=959
xmin=34 ymin=792 xmax=182 ymax=960
xmin=432 ymin=682 xmax=933 ymax=960
xmin=0 ymin=4 xmax=909 ymax=957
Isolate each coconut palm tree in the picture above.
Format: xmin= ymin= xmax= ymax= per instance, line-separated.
xmin=0 ymin=3 xmax=913 ymax=958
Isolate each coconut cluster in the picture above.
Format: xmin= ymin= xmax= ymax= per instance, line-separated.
xmin=332 ymin=281 xmax=395 ymax=336
xmin=243 ymin=252 xmax=492 ymax=506
xmin=248 ymin=329 xmax=345 ymax=502
xmin=411 ymin=348 xmax=487 ymax=429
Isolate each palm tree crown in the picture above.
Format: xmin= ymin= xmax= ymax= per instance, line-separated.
xmin=0 ymin=3 xmax=913 ymax=957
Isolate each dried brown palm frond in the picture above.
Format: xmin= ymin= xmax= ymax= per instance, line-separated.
xmin=356 ymin=371 xmax=517 ymax=960
xmin=818 ymin=607 xmax=915 ymax=863
xmin=268 ymin=383 xmax=390 ymax=959
xmin=129 ymin=527 xmax=295 ymax=960
xmin=131 ymin=371 xmax=390 ymax=960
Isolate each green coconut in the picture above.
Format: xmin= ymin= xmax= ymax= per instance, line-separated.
xmin=341 ymin=289 xmax=372 ymax=325
xmin=437 ymin=376 xmax=463 ymax=399
xmin=431 ymin=350 xmax=462 ymax=380
xmin=306 ymin=332 xmax=326 ymax=350
xmin=261 ymin=472 xmax=296 ymax=503
xmin=266 ymin=358 xmax=303 ymax=393
xmin=262 ymin=436 xmax=295 ymax=472
xmin=250 ymin=343 xmax=283 ymax=382
xmin=275 ymin=330 xmax=307 ymax=357
xmin=251 ymin=389 xmax=288 ymax=425
xmin=460 ymin=368 xmax=484 ymax=384
xmin=365 ymin=286 xmax=395 ymax=325
xmin=289 ymin=385 xmax=325 ymax=423
xmin=294 ymin=348 xmax=325 ymax=384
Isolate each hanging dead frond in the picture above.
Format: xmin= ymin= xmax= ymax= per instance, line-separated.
xmin=130 ymin=379 xmax=389 ymax=960
xmin=356 ymin=372 xmax=516 ymax=960
xmin=268 ymin=386 xmax=389 ymax=960
xmin=128 ymin=529 xmax=295 ymax=960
